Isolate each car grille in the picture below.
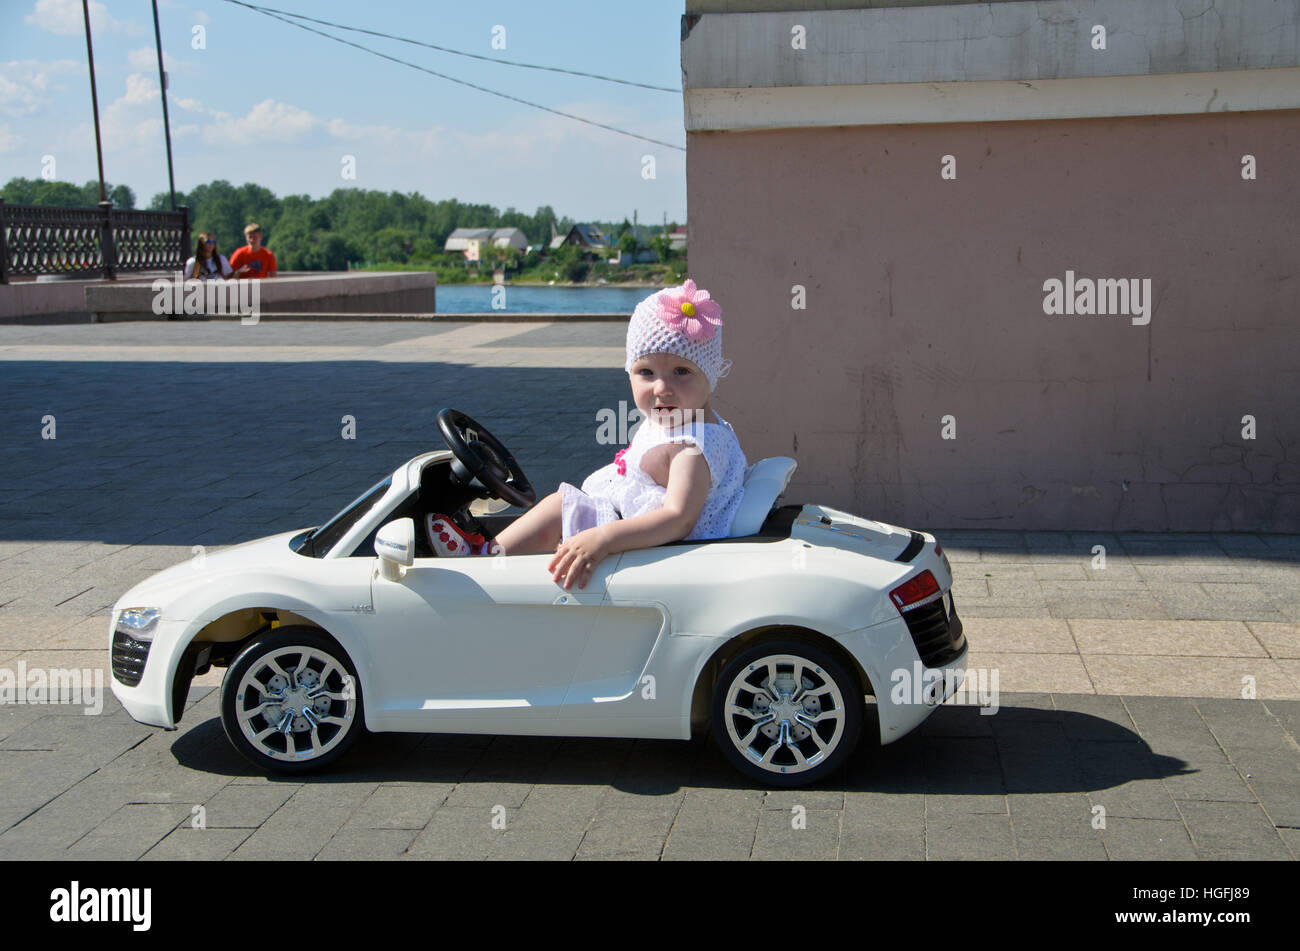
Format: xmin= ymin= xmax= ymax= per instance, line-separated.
xmin=903 ymin=593 xmax=966 ymax=668
xmin=111 ymin=629 xmax=151 ymax=687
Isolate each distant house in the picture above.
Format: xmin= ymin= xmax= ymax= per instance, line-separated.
xmin=444 ymin=227 xmax=528 ymax=262
xmin=549 ymin=223 xmax=610 ymax=251
xmin=617 ymin=248 xmax=661 ymax=266
xmin=612 ymin=224 xmax=684 ymax=266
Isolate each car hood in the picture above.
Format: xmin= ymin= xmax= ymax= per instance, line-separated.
xmin=113 ymin=528 xmax=310 ymax=615
xmin=790 ymin=505 xmax=922 ymax=561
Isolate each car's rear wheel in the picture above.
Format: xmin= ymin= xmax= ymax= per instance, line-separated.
xmin=220 ymin=627 xmax=362 ymax=774
xmin=711 ymin=640 xmax=863 ymax=787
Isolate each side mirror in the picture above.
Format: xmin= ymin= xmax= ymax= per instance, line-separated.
xmin=375 ymin=518 xmax=415 ymax=579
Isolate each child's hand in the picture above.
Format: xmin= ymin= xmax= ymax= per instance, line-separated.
xmin=548 ymin=528 xmax=608 ymax=590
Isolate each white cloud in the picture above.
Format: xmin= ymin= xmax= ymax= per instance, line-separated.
xmin=96 ymin=74 xmax=164 ymax=153
xmin=202 ymin=99 xmax=320 ymax=145
xmin=25 ymin=0 xmax=125 ymax=36
xmin=160 ymin=0 xmax=210 ymax=25
xmin=122 ymin=72 xmax=159 ymax=105
xmin=0 ymin=59 xmax=80 ymax=117
xmin=325 ymin=117 xmax=411 ymax=149
xmin=127 ymin=47 xmax=194 ymax=76
xmin=164 ymin=93 xmax=656 ymax=167
xmin=0 ymin=123 xmax=22 ymax=153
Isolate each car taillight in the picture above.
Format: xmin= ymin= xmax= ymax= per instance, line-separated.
xmin=889 ymin=570 xmax=941 ymax=613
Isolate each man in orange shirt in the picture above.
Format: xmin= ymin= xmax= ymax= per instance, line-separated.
xmin=229 ymin=222 xmax=277 ymax=278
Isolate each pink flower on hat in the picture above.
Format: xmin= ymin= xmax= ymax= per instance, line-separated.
xmin=654 ymin=279 xmax=722 ymax=342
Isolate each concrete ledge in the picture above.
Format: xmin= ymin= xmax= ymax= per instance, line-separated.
xmin=682 ymin=0 xmax=1300 ymax=89
xmin=0 ymin=310 xmax=99 ymax=326
xmin=686 ymin=68 xmax=1300 ymax=129
xmin=84 ymin=270 xmax=438 ymax=320
xmin=81 ymin=311 xmax=629 ymax=323
xmin=0 ymin=277 xmax=104 ymax=320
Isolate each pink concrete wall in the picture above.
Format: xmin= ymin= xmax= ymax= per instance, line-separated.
xmin=692 ymin=110 xmax=1300 ymax=531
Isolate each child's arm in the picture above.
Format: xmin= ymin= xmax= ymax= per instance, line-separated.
xmin=549 ymin=446 xmax=711 ymax=589
xmin=604 ymin=446 xmax=712 ymax=551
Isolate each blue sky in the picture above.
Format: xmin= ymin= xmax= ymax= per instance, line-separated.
xmin=0 ymin=0 xmax=688 ymax=223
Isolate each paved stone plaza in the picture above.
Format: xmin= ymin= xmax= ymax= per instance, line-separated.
xmin=1 ymin=321 xmax=1297 ymax=860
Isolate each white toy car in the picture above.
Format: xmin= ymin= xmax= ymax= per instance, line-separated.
xmin=110 ymin=409 xmax=967 ymax=787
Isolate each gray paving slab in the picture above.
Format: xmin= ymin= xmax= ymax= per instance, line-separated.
xmin=1176 ymin=800 xmax=1293 ymax=859
xmin=1015 ymin=835 xmax=1110 ymax=860
xmin=838 ymin=832 xmax=926 ymax=860
xmin=1279 ymin=828 xmax=1300 ymax=860
xmin=228 ymin=783 xmax=376 ymax=860
xmin=925 ymin=814 xmax=1018 ymax=860
xmin=1098 ymin=818 xmax=1199 ymax=861
xmin=488 ymin=829 xmax=586 ymax=860
xmin=663 ymin=831 xmax=756 ymax=860
xmin=1248 ymin=780 xmax=1300 ymax=828
xmin=1160 ymin=764 xmax=1259 ymax=803
xmin=1006 ymin=791 xmax=1095 ymax=819
xmin=315 ymin=827 xmax=419 ymax=861
xmin=65 ymin=802 xmax=195 ymax=861
xmin=199 ymin=784 xmax=299 ymax=829
xmin=405 ymin=806 xmax=503 ymax=861
xmin=0 ymin=782 xmax=138 ymax=858
xmin=751 ymin=808 xmax=840 ymax=861
xmin=343 ymin=783 xmax=452 ymax=830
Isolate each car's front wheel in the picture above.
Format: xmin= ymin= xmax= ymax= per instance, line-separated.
xmin=711 ymin=640 xmax=863 ymax=787
xmin=220 ymin=628 xmax=362 ymax=774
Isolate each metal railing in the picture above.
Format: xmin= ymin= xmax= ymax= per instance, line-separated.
xmin=0 ymin=199 xmax=190 ymax=283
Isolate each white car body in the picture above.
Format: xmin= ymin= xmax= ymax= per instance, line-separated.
xmin=110 ymin=447 xmax=968 ymax=779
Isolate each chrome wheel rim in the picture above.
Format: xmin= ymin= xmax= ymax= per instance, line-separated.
xmin=723 ymin=653 xmax=846 ymax=775
xmin=234 ymin=646 xmax=356 ymax=762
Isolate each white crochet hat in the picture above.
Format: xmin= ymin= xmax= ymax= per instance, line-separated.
xmin=624 ymin=279 xmax=732 ymax=391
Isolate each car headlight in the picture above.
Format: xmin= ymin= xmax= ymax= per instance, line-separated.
xmin=116 ymin=608 xmax=162 ymax=642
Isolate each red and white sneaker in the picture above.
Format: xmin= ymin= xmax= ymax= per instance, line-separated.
xmin=425 ymin=513 xmax=491 ymax=557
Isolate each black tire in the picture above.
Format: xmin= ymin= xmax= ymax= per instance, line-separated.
xmin=710 ymin=639 xmax=864 ymax=787
xmin=220 ymin=627 xmax=363 ymax=775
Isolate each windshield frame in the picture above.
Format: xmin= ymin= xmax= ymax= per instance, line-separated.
xmin=302 ymin=476 xmax=394 ymax=558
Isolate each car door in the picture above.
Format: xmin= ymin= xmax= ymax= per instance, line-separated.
xmin=554 ymin=544 xmax=712 ymax=731
xmin=369 ymin=550 xmax=618 ymax=729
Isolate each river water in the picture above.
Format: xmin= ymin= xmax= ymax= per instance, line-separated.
xmin=433 ymin=284 xmax=651 ymax=314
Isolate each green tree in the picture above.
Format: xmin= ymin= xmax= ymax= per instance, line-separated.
xmin=2 ymin=176 xmax=134 ymax=208
xmin=650 ymin=230 xmax=672 ymax=263
xmin=108 ymin=184 xmax=136 ymax=209
xmin=371 ymin=226 xmax=410 ymax=264
xmin=482 ymin=241 xmax=517 ymax=271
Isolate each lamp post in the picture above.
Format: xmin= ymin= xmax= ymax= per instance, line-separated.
xmin=81 ymin=0 xmax=114 ymax=279
xmin=152 ymin=0 xmax=177 ymax=211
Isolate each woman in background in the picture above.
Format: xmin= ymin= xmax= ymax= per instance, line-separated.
xmin=184 ymin=232 xmax=233 ymax=280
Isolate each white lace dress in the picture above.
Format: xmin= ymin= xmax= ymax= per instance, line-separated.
xmin=560 ymin=413 xmax=748 ymax=542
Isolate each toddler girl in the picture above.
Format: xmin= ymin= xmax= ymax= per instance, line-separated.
xmin=426 ymin=279 xmax=748 ymax=590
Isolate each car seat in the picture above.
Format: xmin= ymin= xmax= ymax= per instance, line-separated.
xmin=729 ymin=457 xmax=798 ymax=536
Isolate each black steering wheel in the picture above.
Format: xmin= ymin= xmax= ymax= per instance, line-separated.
xmin=436 ymin=408 xmax=536 ymax=509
